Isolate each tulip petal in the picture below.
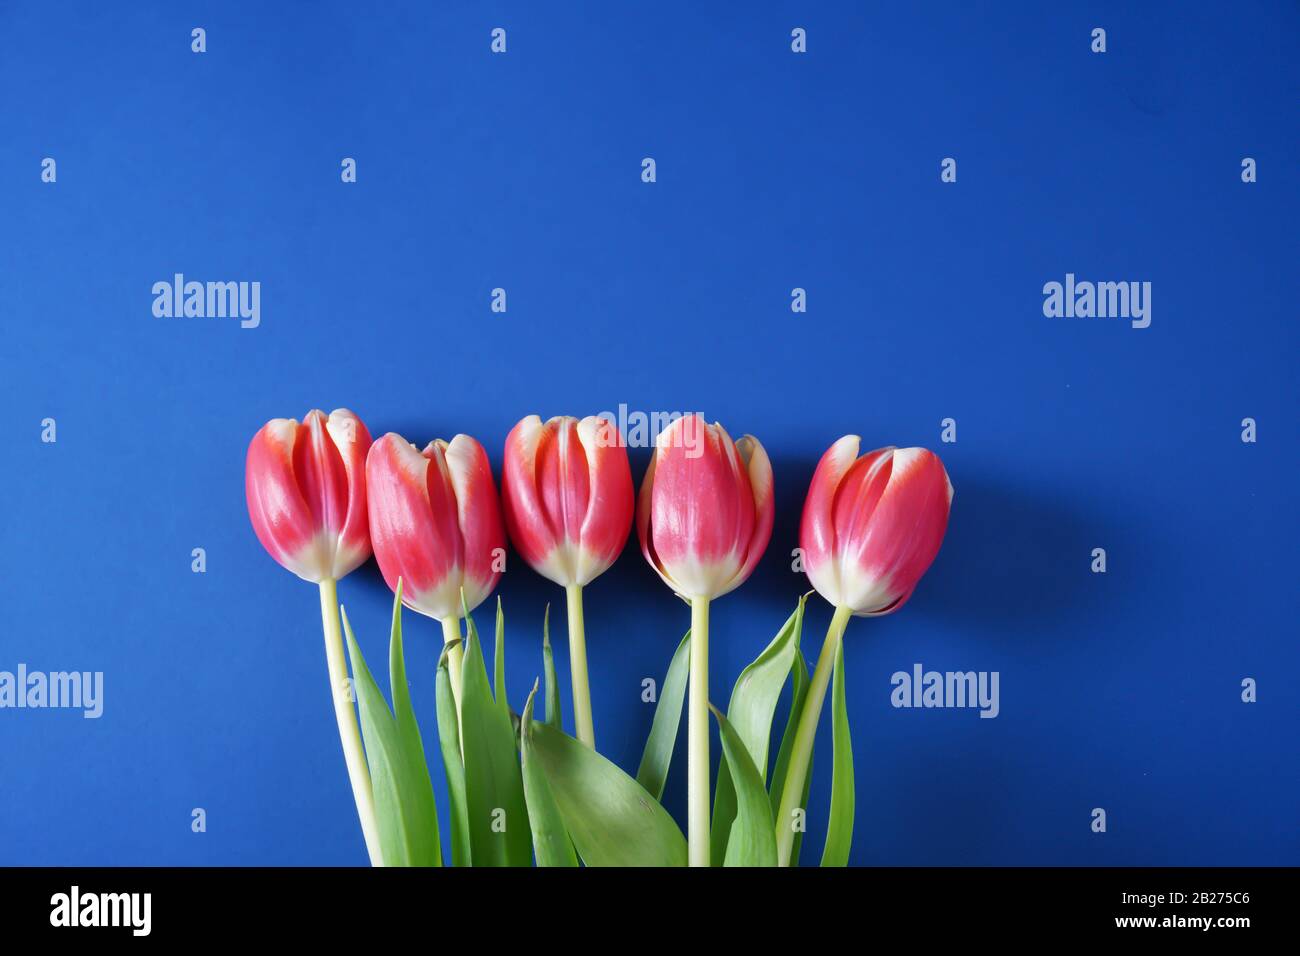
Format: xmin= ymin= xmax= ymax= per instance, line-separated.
xmin=246 ymin=417 xmax=328 ymax=581
xmin=544 ymin=417 xmax=590 ymax=548
xmin=574 ymin=415 xmax=633 ymax=586
xmin=636 ymin=446 xmax=675 ymax=590
xmin=502 ymin=415 xmax=560 ymax=577
xmin=799 ymin=436 xmax=860 ymax=607
xmin=831 ymin=446 xmax=897 ymax=610
xmin=848 ymin=448 xmax=951 ymax=615
xmin=722 ymin=434 xmax=774 ymax=597
xmin=367 ymin=435 xmax=460 ymax=620
xmin=712 ymin=421 xmax=759 ymax=567
xmin=531 ymin=417 xmax=587 ymax=584
xmin=326 ymin=408 xmax=373 ymax=577
xmin=442 ymin=434 xmax=506 ymax=613
xmin=294 ymin=410 xmax=349 ymax=544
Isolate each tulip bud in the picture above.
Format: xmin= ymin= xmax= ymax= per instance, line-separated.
xmin=245 ymin=408 xmax=373 ymax=583
xmin=637 ymin=415 xmax=774 ymax=600
xmin=800 ymin=438 xmax=953 ymax=616
xmin=365 ymin=432 xmax=506 ymax=622
xmin=637 ymin=413 xmax=774 ymax=865
xmin=501 ymin=414 xmax=633 ymax=588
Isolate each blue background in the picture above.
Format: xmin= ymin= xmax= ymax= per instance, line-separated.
xmin=1 ymin=1 xmax=1296 ymax=866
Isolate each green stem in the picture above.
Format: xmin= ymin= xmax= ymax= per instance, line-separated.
xmin=688 ymin=595 xmax=711 ymax=867
xmin=774 ymin=603 xmax=853 ymax=867
xmin=318 ymin=578 xmax=383 ymax=866
xmin=565 ymin=584 xmax=596 ymax=749
xmin=441 ymin=616 xmax=465 ymax=753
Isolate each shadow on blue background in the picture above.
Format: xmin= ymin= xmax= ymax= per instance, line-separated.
xmin=0 ymin=1 xmax=1296 ymax=865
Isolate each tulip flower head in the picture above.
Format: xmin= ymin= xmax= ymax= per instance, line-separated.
xmin=501 ymin=414 xmax=634 ymax=588
xmin=637 ymin=415 xmax=774 ymax=601
xmin=245 ymin=408 xmax=373 ymax=583
xmin=800 ymin=438 xmax=953 ymax=616
xmin=365 ymin=432 xmax=506 ymax=622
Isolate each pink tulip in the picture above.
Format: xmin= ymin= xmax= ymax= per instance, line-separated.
xmin=501 ymin=415 xmax=633 ymax=588
xmin=244 ymin=407 xmax=382 ymax=864
xmin=501 ymin=414 xmax=633 ymax=749
xmin=636 ymin=415 xmax=774 ymax=601
xmin=245 ymin=408 xmax=373 ymax=584
xmin=366 ymin=432 xmax=506 ymax=624
xmin=800 ymin=439 xmax=953 ymax=615
xmin=635 ymin=413 xmax=773 ymax=866
xmin=775 ymin=437 xmax=953 ymax=867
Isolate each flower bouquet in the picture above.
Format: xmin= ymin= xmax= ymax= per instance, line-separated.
xmin=245 ymin=408 xmax=951 ymax=866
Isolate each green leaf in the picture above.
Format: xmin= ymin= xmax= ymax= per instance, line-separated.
xmin=769 ymin=645 xmax=812 ymax=865
xmin=542 ymin=605 xmax=561 ymax=729
xmin=634 ymin=630 xmax=691 ymax=801
xmin=528 ymin=720 xmax=687 ymax=866
xmin=710 ymin=705 xmax=778 ymax=867
xmin=820 ymin=638 xmax=854 ymax=867
xmin=384 ymin=588 xmax=441 ymax=867
xmin=493 ymin=598 xmax=508 ymax=716
xmin=519 ymin=681 xmax=579 ymax=867
xmin=340 ymin=596 xmax=441 ymax=867
xmin=459 ymin=608 xmax=533 ymax=867
xmin=435 ymin=641 xmax=470 ymax=867
xmin=710 ymin=597 xmax=806 ymax=865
